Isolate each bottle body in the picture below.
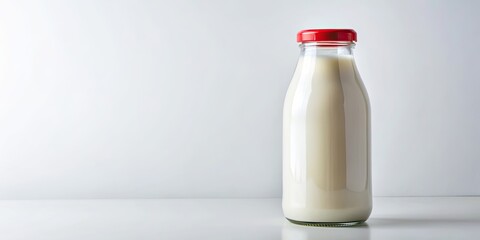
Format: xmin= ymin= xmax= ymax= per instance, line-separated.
xmin=282 ymin=42 xmax=371 ymax=224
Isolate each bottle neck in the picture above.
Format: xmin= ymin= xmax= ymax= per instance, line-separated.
xmin=299 ymin=42 xmax=355 ymax=57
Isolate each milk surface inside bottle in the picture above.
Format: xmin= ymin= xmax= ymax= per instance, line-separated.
xmin=283 ymin=29 xmax=372 ymax=226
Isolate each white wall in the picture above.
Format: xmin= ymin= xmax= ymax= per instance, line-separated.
xmin=0 ymin=0 xmax=478 ymax=199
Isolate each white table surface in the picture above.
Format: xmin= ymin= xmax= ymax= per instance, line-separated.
xmin=0 ymin=197 xmax=478 ymax=240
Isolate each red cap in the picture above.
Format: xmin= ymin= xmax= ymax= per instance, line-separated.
xmin=297 ymin=29 xmax=357 ymax=43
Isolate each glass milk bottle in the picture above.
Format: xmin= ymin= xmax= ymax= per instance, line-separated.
xmin=283 ymin=29 xmax=372 ymax=226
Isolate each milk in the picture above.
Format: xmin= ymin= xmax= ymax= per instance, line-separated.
xmin=282 ymin=50 xmax=371 ymax=223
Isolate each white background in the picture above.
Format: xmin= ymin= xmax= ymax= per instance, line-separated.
xmin=0 ymin=0 xmax=478 ymax=199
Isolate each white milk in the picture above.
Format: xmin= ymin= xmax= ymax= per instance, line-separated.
xmin=282 ymin=52 xmax=371 ymax=223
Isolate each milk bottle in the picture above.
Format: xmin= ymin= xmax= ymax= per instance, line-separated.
xmin=283 ymin=29 xmax=371 ymax=226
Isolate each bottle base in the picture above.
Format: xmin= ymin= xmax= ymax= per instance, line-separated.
xmin=286 ymin=218 xmax=365 ymax=227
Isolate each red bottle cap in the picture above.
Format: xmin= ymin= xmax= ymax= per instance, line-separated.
xmin=297 ymin=29 xmax=357 ymax=43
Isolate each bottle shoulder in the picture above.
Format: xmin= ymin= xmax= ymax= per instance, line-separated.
xmin=284 ymin=56 xmax=369 ymax=114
